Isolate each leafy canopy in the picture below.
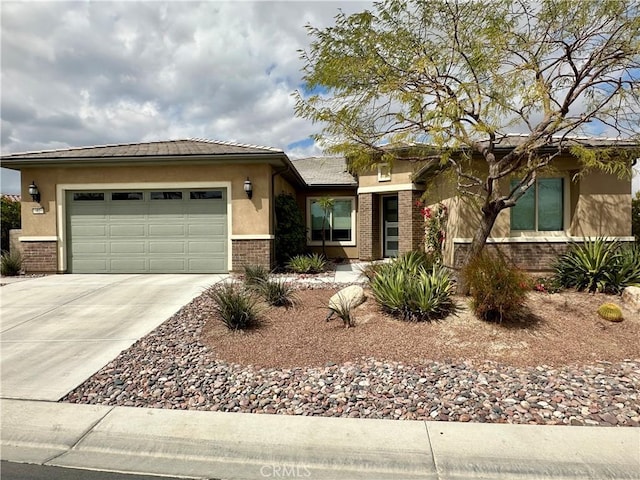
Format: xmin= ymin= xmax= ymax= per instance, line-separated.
xmin=295 ymin=0 xmax=640 ymax=187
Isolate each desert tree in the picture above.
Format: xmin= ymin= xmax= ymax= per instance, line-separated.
xmin=295 ymin=0 xmax=640 ymax=278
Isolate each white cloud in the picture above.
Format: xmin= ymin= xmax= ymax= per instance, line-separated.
xmin=1 ymin=0 xmax=637 ymax=196
xmin=1 ymin=1 xmax=373 ymax=193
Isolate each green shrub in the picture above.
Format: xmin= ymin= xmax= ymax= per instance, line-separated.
xmin=1 ymin=197 xmax=21 ymax=253
xmin=243 ymin=264 xmax=270 ymax=287
xmin=255 ymin=278 xmax=298 ymax=308
xmin=206 ymin=283 xmax=264 ymax=330
xmin=553 ymin=238 xmax=640 ymax=293
xmin=286 ymin=253 xmax=327 ymax=274
xmin=1 ymin=250 xmax=22 ymax=276
xmin=462 ymin=251 xmax=530 ymax=322
xmin=370 ymin=257 xmax=455 ymax=321
xmin=275 ymin=193 xmax=307 ymax=267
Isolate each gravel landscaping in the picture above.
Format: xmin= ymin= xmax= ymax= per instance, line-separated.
xmin=63 ymin=285 xmax=640 ymax=427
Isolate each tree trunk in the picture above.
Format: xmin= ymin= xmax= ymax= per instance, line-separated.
xmin=457 ymin=203 xmax=502 ymax=295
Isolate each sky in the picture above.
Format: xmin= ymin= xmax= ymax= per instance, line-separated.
xmin=1 ymin=0 xmax=638 ymax=195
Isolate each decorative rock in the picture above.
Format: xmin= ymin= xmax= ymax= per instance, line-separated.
xmin=328 ymin=285 xmax=366 ymax=312
xmin=621 ymin=286 xmax=640 ymax=312
xmin=59 ymin=291 xmax=640 ymax=428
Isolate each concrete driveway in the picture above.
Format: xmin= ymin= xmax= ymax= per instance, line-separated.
xmin=0 ymin=274 xmax=224 ymax=401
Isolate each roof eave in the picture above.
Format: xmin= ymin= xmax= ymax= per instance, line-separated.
xmin=0 ymin=152 xmax=290 ymax=170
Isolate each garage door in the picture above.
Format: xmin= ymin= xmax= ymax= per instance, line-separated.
xmin=66 ymin=189 xmax=228 ymax=273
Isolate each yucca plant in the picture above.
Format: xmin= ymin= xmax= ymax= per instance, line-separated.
xmin=286 ymin=253 xmax=327 ymax=274
xmin=255 ymin=278 xmax=298 ymax=308
xmin=327 ymin=291 xmax=356 ymax=328
xmin=206 ymin=283 xmax=264 ymax=330
xmin=1 ymin=250 xmax=22 ymax=276
xmin=243 ymin=264 xmax=270 ymax=287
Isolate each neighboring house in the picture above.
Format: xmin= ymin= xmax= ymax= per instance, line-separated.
xmin=1 ymin=136 xmax=635 ymax=273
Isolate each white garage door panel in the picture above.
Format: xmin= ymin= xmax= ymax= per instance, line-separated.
xmin=149 ymin=224 xmax=186 ymax=236
xmin=67 ymin=189 xmax=228 ymax=273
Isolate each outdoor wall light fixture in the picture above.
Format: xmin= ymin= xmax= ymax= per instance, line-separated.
xmin=28 ymin=181 xmax=41 ymax=203
xmin=244 ymin=178 xmax=253 ymax=199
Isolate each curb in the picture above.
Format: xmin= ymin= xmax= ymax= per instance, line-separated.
xmin=2 ymin=399 xmax=639 ymax=480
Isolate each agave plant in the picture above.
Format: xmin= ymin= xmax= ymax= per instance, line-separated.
xmin=1 ymin=250 xmax=22 ymax=276
xmin=370 ymin=256 xmax=455 ymax=322
xmin=554 ymin=238 xmax=640 ymax=293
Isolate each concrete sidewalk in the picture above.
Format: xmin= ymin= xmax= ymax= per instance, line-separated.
xmin=2 ymin=398 xmax=638 ymax=480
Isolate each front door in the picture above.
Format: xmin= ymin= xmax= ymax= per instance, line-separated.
xmin=382 ymin=195 xmax=399 ymax=257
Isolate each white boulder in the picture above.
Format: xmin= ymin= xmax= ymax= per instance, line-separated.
xmin=621 ymin=286 xmax=640 ymax=313
xmin=329 ymin=285 xmax=366 ymax=312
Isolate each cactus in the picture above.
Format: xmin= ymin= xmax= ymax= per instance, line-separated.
xmin=597 ymin=302 xmax=624 ymax=322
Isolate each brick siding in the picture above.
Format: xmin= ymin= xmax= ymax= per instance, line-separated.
xmin=358 ymin=193 xmax=381 ymax=260
xmin=453 ymin=241 xmax=572 ymax=272
xmin=21 ymin=240 xmax=58 ymax=273
xmin=398 ymin=190 xmax=424 ymax=255
xmin=231 ymin=238 xmax=274 ymax=271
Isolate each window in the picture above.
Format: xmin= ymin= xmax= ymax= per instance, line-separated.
xmin=111 ymin=192 xmax=143 ymax=201
xmin=150 ymin=191 xmax=182 ymax=200
xmin=307 ymin=197 xmax=356 ymax=245
xmin=73 ymin=192 xmax=104 ymax=201
xmin=377 ymin=163 xmax=391 ymax=182
xmin=190 ymin=190 xmax=223 ymax=200
xmin=510 ymin=178 xmax=564 ymax=232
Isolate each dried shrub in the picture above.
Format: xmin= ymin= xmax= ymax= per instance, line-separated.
xmin=462 ymin=251 xmax=530 ymax=322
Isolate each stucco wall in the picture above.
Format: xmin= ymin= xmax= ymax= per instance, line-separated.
xmin=19 ymin=163 xmax=274 ymax=237
xmin=416 ymin=156 xmax=632 ymax=267
xmin=357 ymin=160 xmax=420 ymax=188
xmin=571 ymin=171 xmax=631 ymax=236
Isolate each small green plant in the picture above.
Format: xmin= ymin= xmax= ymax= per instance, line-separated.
xmin=327 ymin=291 xmax=356 ymax=328
xmin=597 ymin=303 xmax=623 ymax=322
xmin=462 ymin=251 xmax=530 ymax=322
xmin=206 ymin=283 xmax=264 ymax=330
xmin=255 ymin=278 xmax=298 ymax=308
xmin=533 ymin=276 xmax=563 ymax=294
xmin=286 ymin=253 xmax=327 ymax=274
xmin=243 ymin=264 xmax=270 ymax=287
xmin=370 ymin=257 xmax=455 ymax=321
xmin=1 ymin=250 xmax=22 ymax=276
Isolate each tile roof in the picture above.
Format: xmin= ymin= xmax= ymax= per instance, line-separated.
xmin=1 ymin=194 xmax=21 ymax=202
xmin=291 ymin=156 xmax=357 ymax=186
xmin=1 ymin=138 xmax=283 ymax=159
